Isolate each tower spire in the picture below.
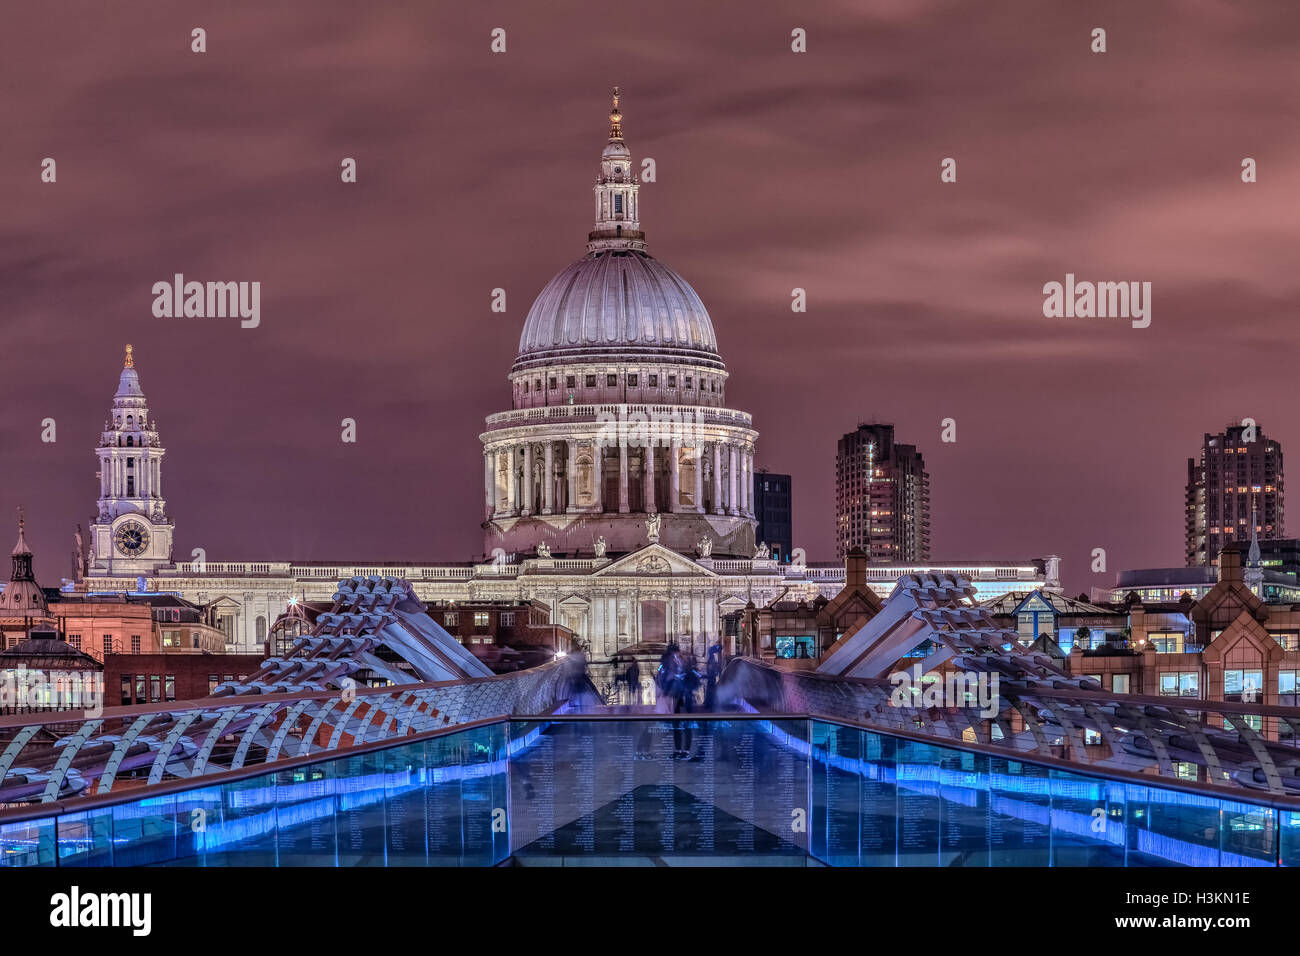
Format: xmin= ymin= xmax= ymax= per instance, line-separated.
xmin=0 ymin=504 xmax=43 ymax=613
xmin=1246 ymin=501 xmax=1264 ymax=592
xmin=89 ymin=347 xmax=172 ymax=575
xmin=1249 ymin=502 xmax=1261 ymax=564
xmin=588 ymin=85 xmax=645 ymax=253
xmin=13 ymin=505 xmax=29 ymax=556
xmin=608 ymin=86 xmax=623 ymax=142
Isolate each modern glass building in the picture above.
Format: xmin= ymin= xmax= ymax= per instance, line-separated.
xmin=753 ymin=472 xmax=792 ymax=564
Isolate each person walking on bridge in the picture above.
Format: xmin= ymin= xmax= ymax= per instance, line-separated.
xmin=626 ymin=658 xmax=641 ymax=705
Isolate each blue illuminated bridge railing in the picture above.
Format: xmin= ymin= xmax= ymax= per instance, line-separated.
xmin=3 ymin=714 xmax=1298 ymax=867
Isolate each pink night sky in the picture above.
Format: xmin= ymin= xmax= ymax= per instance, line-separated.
xmin=3 ymin=0 xmax=1299 ymax=593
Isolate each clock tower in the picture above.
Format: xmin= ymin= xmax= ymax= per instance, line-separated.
xmin=88 ymin=345 xmax=174 ymax=576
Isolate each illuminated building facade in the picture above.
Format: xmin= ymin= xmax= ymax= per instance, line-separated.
xmin=835 ymin=423 xmax=930 ymax=563
xmin=1186 ymin=422 xmax=1283 ymax=567
xmin=64 ymin=95 xmax=1049 ymax=677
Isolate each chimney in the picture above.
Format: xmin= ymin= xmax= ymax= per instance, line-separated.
xmin=846 ymin=547 xmax=867 ymax=589
xmin=1218 ymin=544 xmax=1245 ymax=583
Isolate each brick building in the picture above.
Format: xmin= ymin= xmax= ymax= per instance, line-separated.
xmin=427 ymin=599 xmax=575 ymax=670
xmin=752 ymin=548 xmax=884 ymax=666
xmin=103 ymin=651 xmax=266 ymax=706
xmin=1073 ymin=546 xmax=1300 ymax=737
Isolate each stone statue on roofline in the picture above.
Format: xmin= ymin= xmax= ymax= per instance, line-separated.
xmin=1043 ymin=554 xmax=1062 ymax=592
xmin=537 ymin=542 xmax=552 ymax=558
xmin=645 ymin=512 xmax=661 ymax=543
xmin=593 ymin=536 xmax=607 ymax=558
xmin=697 ymin=535 xmax=713 ymax=558
xmin=73 ymin=524 xmax=87 ymax=579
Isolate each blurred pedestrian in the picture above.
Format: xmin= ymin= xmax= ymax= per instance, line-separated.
xmin=704 ymin=642 xmax=722 ymax=710
xmin=655 ymin=643 xmax=678 ymax=711
xmin=626 ymin=658 xmax=641 ymax=705
xmin=669 ymin=650 xmax=700 ymax=757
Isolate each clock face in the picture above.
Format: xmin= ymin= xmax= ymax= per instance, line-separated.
xmin=114 ymin=521 xmax=150 ymax=557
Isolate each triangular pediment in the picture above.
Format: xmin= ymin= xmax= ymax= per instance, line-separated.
xmin=1014 ymin=591 xmax=1054 ymax=614
xmin=591 ymin=543 xmax=715 ymax=578
xmin=1193 ymin=579 xmax=1262 ymax=626
xmin=822 ymin=584 xmax=884 ymax=625
xmin=1203 ymin=608 xmax=1275 ymax=664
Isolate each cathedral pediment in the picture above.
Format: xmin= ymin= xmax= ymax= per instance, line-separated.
xmin=590 ymin=544 xmax=716 ymax=578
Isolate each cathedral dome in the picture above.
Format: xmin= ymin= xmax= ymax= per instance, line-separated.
xmin=483 ymin=89 xmax=758 ymax=562
xmin=514 ymin=250 xmax=721 ymax=368
xmin=512 ymin=88 xmax=722 ymax=373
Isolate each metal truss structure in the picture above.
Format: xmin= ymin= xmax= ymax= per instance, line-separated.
xmin=7 ymin=572 xmax=1300 ymax=808
xmin=215 ymin=575 xmax=494 ymax=695
xmin=722 ymin=573 xmax=1300 ymax=796
xmin=0 ymin=576 xmax=578 ymax=804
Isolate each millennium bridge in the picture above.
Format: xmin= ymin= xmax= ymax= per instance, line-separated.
xmin=2 ymin=573 xmax=1299 ymax=866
